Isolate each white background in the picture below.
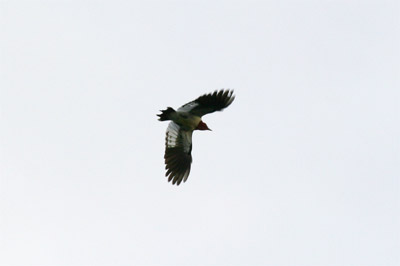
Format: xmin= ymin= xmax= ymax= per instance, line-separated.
xmin=1 ymin=1 xmax=399 ymax=265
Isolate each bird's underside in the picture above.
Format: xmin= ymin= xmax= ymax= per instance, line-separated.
xmin=158 ymin=89 xmax=235 ymax=185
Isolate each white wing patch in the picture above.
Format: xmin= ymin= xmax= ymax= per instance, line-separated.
xmin=177 ymin=101 xmax=199 ymax=112
xmin=166 ymin=122 xmax=180 ymax=148
xmin=166 ymin=122 xmax=192 ymax=153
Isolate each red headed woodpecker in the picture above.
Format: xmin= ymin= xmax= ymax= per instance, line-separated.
xmin=157 ymin=89 xmax=235 ymax=185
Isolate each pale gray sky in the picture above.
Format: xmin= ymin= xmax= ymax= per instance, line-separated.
xmin=1 ymin=0 xmax=399 ymax=265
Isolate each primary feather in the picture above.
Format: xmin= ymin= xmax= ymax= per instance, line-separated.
xmin=164 ymin=122 xmax=193 ymax=185
xmin=178 ymin=89 xmax=235 ymax=116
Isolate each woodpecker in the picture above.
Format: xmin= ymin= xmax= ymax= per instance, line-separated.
xmin=157 ymin=89 xmax=235 ymax=185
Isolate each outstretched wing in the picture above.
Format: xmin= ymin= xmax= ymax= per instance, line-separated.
xmin=178 ymin=89 xmax=235 ymax=117
xmin=164 ymin=122 xmax=193 ymax=185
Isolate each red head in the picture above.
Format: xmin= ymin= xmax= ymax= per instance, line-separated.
xmin=196 ymin=120 xmax=211 ymax=131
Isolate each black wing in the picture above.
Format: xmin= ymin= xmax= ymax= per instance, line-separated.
xmin=177 ymin=89 xmax=235 ymax=117
xmin=164 ymin=122 xmax=193 ymax=185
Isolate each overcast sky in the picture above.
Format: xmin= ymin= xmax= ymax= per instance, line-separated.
xmin=1 ymin=0 xmax=399 ymax=265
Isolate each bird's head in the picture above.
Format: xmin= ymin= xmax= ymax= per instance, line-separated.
xmin=196 ymin=120 xmax=211 ymax=131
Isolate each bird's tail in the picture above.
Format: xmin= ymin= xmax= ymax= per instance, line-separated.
xmin=157 ymin=107 xmax=176 ymax=121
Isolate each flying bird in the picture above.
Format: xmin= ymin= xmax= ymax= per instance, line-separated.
xmin=157 ymin=89 xmax=235 ymax=185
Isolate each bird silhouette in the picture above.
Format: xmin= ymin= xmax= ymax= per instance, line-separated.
xmin=157 ymin=89 xmax=235 ymax=185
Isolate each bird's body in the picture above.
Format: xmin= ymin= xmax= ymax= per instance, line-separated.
xmin=157 ymin=89 xmax=235 ymax=185
xmin=168 ymin=112 xmax=202 ymax=131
